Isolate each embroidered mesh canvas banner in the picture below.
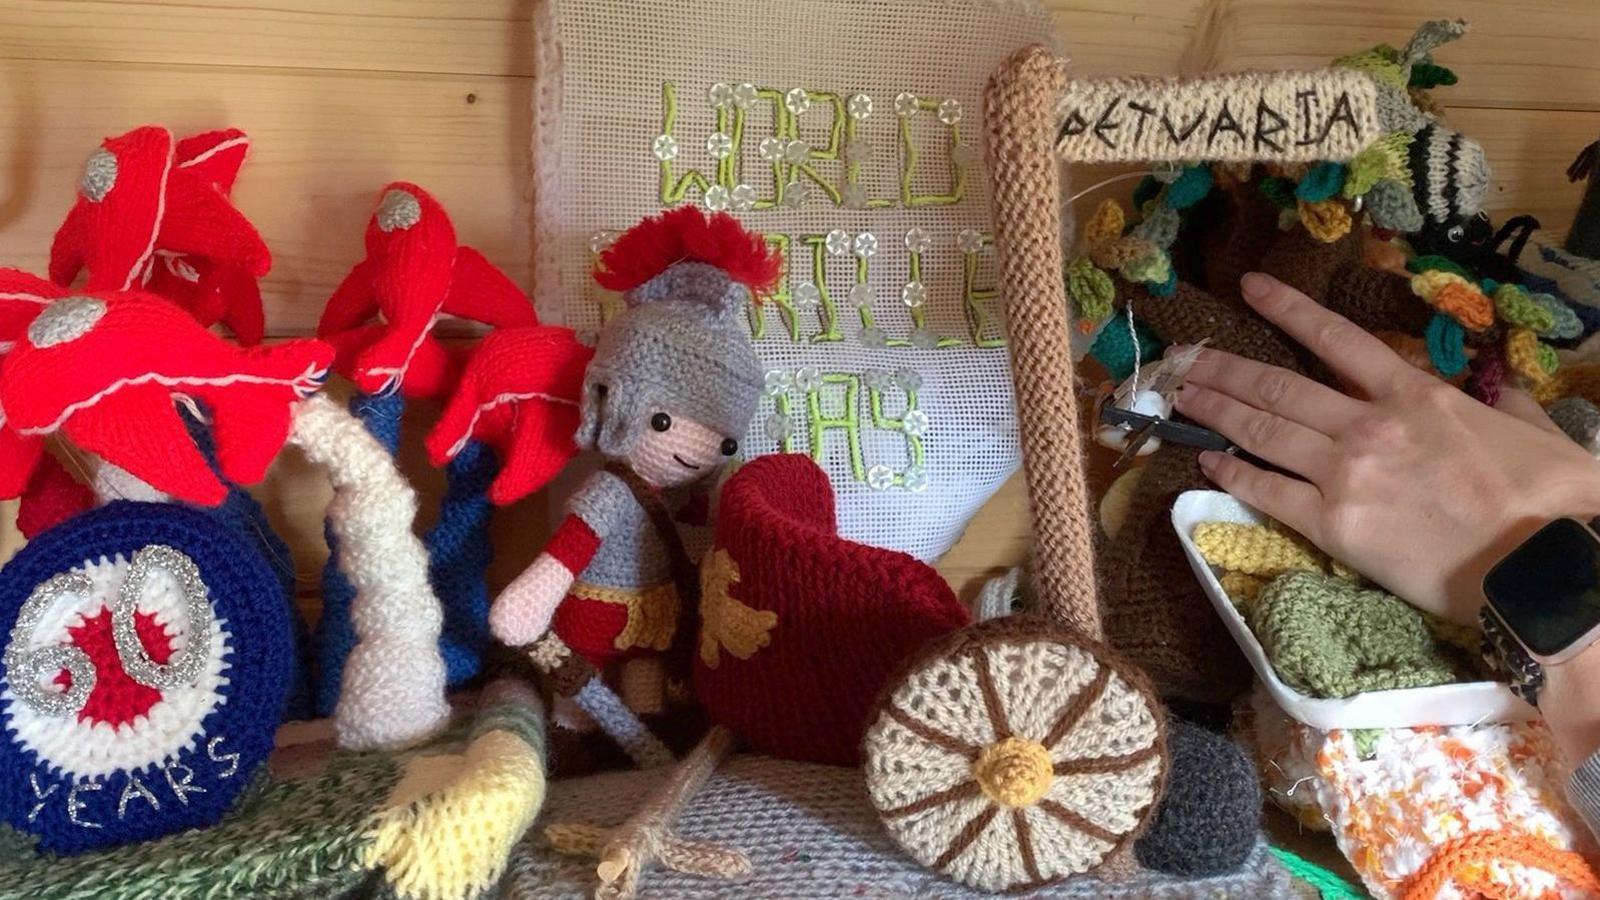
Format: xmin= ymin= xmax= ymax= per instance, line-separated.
xmin=530 ymin=0 xmax=1057 ymax=561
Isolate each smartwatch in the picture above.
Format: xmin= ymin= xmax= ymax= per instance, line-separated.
xmin=1480 ymin=517 xmax=1600 ymax=704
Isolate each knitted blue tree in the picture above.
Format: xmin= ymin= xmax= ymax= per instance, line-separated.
xmin=313 ymin=392 xmax=496 ymax=715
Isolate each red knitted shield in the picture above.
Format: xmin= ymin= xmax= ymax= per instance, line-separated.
xmin=693 ymin=454 xmax=970 ymax=766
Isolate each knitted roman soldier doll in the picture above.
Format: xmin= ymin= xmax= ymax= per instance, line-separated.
xmin=313 ymin=182 xmax=538 ymax=713
xmin=473 ymin=207 xmax=779 ymax=766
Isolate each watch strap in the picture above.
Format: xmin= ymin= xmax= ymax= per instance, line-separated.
xmin=1480 ymin=605 xmax=1544 ymax=707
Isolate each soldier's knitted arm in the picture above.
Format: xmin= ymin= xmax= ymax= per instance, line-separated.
xmin=488 ymin=471 xmax=628 ymax=646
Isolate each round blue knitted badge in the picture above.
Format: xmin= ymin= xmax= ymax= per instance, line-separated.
xmin=0 ymin=501 xmax=294 ymax=854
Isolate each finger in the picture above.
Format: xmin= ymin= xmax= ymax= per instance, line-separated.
xmin=1494 ymin=388 xmax=1564 ymax=435
xmin=1176 ymin=383 xmax=1334 ymax=478
xmin=1185 ymin=347 xmax=1364 ymax=436
xmin=1239 ymin=272 xmax=1421 ymax=399
xmin=1198 ymin=450 xmax=1322 ymax=538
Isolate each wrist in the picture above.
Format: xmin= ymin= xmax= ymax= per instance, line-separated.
xmin=1526 ymin=454 xmax=1600 ymax=525
xmin=1541 ymin=641 xmax=1600 ymax=764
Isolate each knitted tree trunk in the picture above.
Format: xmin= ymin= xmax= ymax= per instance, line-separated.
xmin=291 ymin=394 xmax=449 ymax=750
xmin=426 ymin=439 xmax=496 ymax=685
xmin=984 ymin=45 xmax=1101 ymax=639
xmin=316 ymin=393 xmax=498 ymax=708
xmin=313 ymin=391 xmax=404 ymax=716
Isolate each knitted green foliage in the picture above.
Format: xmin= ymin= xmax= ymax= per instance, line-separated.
xmin=1065 ymin=255 xmax=1115 ymax=323
xmin=1296 ymin=163 xmax=1347 ymax=203
xmin=1406 ymin=254 xmax=1472 ymax=278
xmin=1539 ymin=341 xmax=1560 ymax=375
xmin=1535 ymin=292 xmax=1584 ymax=340
xmin=1258 ymin=177 xmax=1298 ymax=210
xmin=1494 ymin=282 xmax=1556 ymax=334
xmin=1331 ymin=45 xmax=1407 ymax=89
xmin=1089 ymin=314 xmax=1165 ymax=381
xmin=1268 ymin=847 xmax=1365 ymax=900
xmin=1249 ymin=571 xmax=1464 ymax=699
xmin=1410 ymin=62 xmax=1458 ymax=88
xmin=1132 ymin=204 xmax=1181 ymax=248
xmin=1120 ymin=248 xmax=1172 ymax=285
xmin=1165 ymin=166 xmax=1214 ymax=210
xmin=1345 ymin=132 xmax=1414 ymax=197
xmin=1349 ymin=729 xmax=1383 ymax=760
xmin=1365 ymin=179 xmax=1423 ymax=232
xmin=1425 ymin=311 xmax=1468 ymax=378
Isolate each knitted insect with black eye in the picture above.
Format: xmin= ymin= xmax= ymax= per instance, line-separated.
xmin=428 ymin=207 xmax=781 ymax=765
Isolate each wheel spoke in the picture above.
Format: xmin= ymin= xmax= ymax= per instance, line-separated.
xmin=1013 ymin=808 xmax=1042 ymax=884
xmin=970 ymin=647 xmax=1011 ymax=739
xmin=1037 ymin=799 xmax=1120 ymax=845
xmin=1041 ymin=664 xmax=1108 ymax=750
xmin=933 ymin=803 xmax=999 ymax=869
xmin=885 ymin=704 xmax=980 ymax=759
xmin=881 ymin=780 xmax=983 ymax=819
xmin=1053 ymin=743 xmax=1160 ymax=777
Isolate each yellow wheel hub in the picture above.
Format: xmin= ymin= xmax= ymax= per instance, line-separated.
xmin=972 ymin=737 xmax=1054 ymax=808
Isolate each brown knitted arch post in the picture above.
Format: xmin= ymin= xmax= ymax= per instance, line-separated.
xmin=984 ymin=46 xmax=1101 ymax=640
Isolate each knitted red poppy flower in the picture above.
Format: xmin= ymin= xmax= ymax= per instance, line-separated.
xmin=316 ymin=183 xmax=537 ymax=399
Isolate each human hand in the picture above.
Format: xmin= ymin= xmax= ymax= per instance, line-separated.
xmin=489 ymin=553 xmax=575 ymax=646
xmin=1173 ymin=272 xmax=1600 ymax=625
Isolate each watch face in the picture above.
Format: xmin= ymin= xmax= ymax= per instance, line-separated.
xmin=1484 ymin=518 xmax=1600 ymax=658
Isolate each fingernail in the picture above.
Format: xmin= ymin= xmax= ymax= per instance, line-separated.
xmin=1197 ymin=450 xmax=1220 ymax=474
xmin=1241 ymin=272 xmax=1273 ymax=299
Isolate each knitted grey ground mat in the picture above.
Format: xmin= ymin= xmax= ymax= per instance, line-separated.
xmin=501 ymin=754 xmax=1297 ymax=898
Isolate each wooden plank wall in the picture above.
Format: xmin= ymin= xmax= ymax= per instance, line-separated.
xmin=0 ymin=0 xmax=1595 ymax=603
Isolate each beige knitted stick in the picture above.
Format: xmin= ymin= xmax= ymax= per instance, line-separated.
xmin=984 ymin=46 xmax=1102 ymax=640
xmin=597 ymin=725 xmax=743 ymax=898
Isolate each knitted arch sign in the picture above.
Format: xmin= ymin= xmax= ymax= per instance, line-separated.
xmin=983 ymin=51 xmax=1384 ymax=635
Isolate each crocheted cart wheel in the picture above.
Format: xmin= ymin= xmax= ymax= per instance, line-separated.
xmin=0 ymin=501 xmax=294 ymax=854
xmin=863 ymin=616 xmax=1168 ymax=892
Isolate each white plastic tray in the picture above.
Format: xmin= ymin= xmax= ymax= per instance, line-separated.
xmin=1171 ymin=489 xmax=1537 ymax=731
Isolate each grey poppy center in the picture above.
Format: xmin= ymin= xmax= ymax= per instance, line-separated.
xmin=28 ymin=296 xmax=107 ymax=348
xmin=80 ymin=148 xmax=118 ymax=203
xmin=376 ymin=189 xmax=423 ymax=232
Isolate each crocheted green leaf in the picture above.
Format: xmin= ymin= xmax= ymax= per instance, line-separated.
xmin=1533 ymin=292 xmax=1584 ymax=340
xmin=1539 ymin=340 xmax=1560 ymax=375
xmin=1257 ymin=177 xmax=1297 ymax=210
xmin=1295 ymin=162 xmax=1347 ymax=203
xmin=1089 ymin=314 xmax=1164 ymax=381
xmin=1405 ymin=254 xmax=1471 ymax=278
xmin=1494 ymin=283 xmax=1556 ymax=334
xmin=1064 ymin=256 xmax=1115 ymax=323
xmin=1364 ymin=179 xmax=1423 ymax=233
xmin=1132 ymin=204 xmax=1181 ymax=248
xmin=1425 ymin=312 xmax=1467 ymax=378
xmin=1409 ymin=62 xmax=1458 ymax=88
xmin=1165 ymin=166 xmax=1214 ymax=210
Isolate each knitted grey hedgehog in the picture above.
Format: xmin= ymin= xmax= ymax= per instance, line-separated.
xmin=487 ymin=207 xmax=781 ymax=762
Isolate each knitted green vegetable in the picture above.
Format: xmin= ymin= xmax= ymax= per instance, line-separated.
xmin=1248 ymin=571 xmax=1465 ymax=698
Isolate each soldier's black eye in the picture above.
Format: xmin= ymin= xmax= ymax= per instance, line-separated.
xmin=720 ymin=438 xmax=738 ymax=456
xmin=651 ymin=413 xmax=672 ymax=432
